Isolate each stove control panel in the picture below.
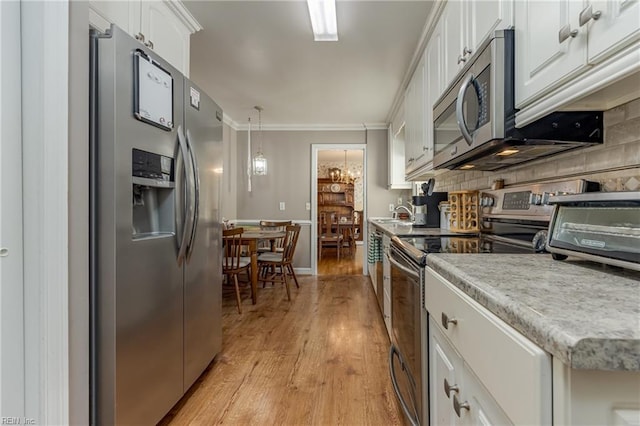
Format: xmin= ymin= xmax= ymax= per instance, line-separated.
xmin=502 ymin=191 xmax=532 ymax=210
xmin=481 ymin=179 xmax=599 ymax=218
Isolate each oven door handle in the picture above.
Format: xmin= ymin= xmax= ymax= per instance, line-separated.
xmin=388 ymin=252 xmax=420 ymax=280
xmin=389 ymin=345 xmax=420 ymax=426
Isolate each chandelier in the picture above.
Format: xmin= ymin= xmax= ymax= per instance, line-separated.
xmin=252 ymin=106 xmax=267 ymax=176
xmin=330 ymin=150 xmax=356 ymax=184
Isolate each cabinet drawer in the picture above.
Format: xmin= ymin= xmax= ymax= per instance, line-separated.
xmin=425 ymin=268 xmax=552 ymax=425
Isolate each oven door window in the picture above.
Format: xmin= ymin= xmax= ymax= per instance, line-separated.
xmin=391 ymin=262 xmax=417 ymax=371
xmin=389 ymin=248 xmax=423 ymax=425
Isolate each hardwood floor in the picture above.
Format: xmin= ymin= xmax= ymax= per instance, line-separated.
xmin=159 ymin=255 xmax=402 ymax=425
xmin=317 ymin=245 xmax=365 ymax=276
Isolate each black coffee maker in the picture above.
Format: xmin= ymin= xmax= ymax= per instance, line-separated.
xmin=412 ymin=179 xmax=448 ymax=228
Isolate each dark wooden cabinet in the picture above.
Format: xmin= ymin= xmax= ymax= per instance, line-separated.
xmin=317 ymin=179 xmax=354 ymax=218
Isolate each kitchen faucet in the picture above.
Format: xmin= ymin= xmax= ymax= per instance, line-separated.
xmin=392 ymin=205 xmax=413 ymax=222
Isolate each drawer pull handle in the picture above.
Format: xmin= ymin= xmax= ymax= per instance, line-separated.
xmin=441 ymin=312 xmax=458 ymax=329
xmin=558 ymin=24 xmax=578 ymax=43
xmin=579 ymin=5 xmax=601 ymax=26
xmin=444 ymin=378 xmax=459 ymax=398
xmin=453 ymin=394 xmax=470 ymax=417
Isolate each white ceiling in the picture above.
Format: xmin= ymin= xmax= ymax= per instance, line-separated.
xmin=184 ymin=0 xmax=434 ymax=129
xmin=317 ymin=149 xmax=363 ymax=163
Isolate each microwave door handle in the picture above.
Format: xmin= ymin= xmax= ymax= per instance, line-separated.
xmin=456 ymin=73 xmax=475 ymax=146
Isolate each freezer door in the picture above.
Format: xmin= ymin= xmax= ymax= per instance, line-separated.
xmin=182 ymin=80 xmax=224 ymax=391
xmin=92 ymin=25 xmax=184 ymax=425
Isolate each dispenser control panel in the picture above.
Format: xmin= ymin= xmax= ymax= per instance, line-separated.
xmin=132 ymin=148 xmax=173 ymax=182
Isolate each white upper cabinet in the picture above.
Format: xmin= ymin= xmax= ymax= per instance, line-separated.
xmin=468 ymin=0 xmax=514 ymax=55
xmin=515 ymin=0 xmax=640 ymax=110
xmin=388 ymin=119 xmax=411 ymax=189
xmin=89 ymin=1 xmax=138 ymax=34
xmin=426 ymin=19 xmax=444 ymax=107
xmin=586 ymin=0 xmax=640 ymax=63
xmin=515 ymin=1 xmax=589 ymax=107
xmin=441 ymin=0 xmax=466 ymax=90
xmin=404 ymin=55 xmax=426 ymax=174
xmin=140 ymin=1 xmax=193 ymax=76
xmin=442 ymin=0 xmax=513 ymax=89
xmin=89 ymin=0 xmax=201 ymax=76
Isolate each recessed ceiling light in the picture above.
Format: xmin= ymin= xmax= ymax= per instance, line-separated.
xmin=307 ymin=0 xmax=338 ymax=41
xmin=496 ymin=149 xmax=520 ymax=156
xmin=460 ymin=164 xmax=475 ymax=170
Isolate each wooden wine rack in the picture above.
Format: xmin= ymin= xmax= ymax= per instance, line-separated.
xmin=448 ymin=190 xmax=480 ymax=233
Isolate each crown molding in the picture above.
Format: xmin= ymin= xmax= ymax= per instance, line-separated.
xmin=222 ymin=113 xmax=241 ymax=130
xmin=386 ymin=0 xmax=446 ymax=123
xmin=232 ymin=122 xmax=389 ymax=131
xmin=164 ymin=0 xmax=203 ymax=33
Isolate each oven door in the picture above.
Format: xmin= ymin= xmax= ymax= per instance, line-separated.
xmin=389 ymin=244 xmax=423 ymax=426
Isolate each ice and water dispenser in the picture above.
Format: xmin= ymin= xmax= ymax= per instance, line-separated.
xmin=132 ymin=148 xmax=175 ymax=239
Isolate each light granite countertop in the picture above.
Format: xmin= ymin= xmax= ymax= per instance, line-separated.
xmin=426 ymin=254 xmax=640 ymax=371
xmin=368 ymin=218 xmax=460 ymax=237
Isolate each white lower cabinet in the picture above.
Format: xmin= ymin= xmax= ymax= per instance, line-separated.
xmin=425 ymin=267 xmax=552 ymax=425
xmin=430 ymin=317 xmax=513 ymax=426
xmin=430 ymin=319 xmax=464 ymax=426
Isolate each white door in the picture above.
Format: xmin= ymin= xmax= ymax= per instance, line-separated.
xmin=140 ymin=1 xmax=191 ymax=75
xmin=587 ymin=0 xmax=640 ymax=63
xmin=0 ymin=0 xmax=25 ymax=417
xmin=467 ymin=0 xmax=513 ymax=53
xmin=430 ymin=319 xmax=463 ymax=426
xmin=515 ymin=0 xmax=588 ymax=107
xmin=441 ymin=0 xmax=466 ymax=89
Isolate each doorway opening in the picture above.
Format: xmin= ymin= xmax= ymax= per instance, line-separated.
xmin=311 ymin=144 xmax=366 ymax=276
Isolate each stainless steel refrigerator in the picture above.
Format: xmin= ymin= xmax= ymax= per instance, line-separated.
xmin=90 ymin=25 xmax=223 ymax=425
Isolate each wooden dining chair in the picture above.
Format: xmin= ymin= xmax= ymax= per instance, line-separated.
xmin=318 ymin=211 xmax=343 ymax=260
xmin=222 ymin=227 xmax=251 ymax=313
xmin=258 ymin=220 xmax=292 ymax=253
xmin=257 ymin=224 xmax=301 ymax=300
xmin=338 ymin=213 xmax=357 ymax=257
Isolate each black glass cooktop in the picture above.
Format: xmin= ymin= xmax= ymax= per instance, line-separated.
xmin=400 ymin=235 xmax=534 ymax=254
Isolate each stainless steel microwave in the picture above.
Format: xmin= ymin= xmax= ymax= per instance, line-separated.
xmin=432 ymin=29 xmax=603 ymax=171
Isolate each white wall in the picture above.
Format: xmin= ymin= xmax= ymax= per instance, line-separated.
xmin=21 ymin=1 xmax=72 ymax=424
xmin=0 ymin=0 xmax=26 ymax=418
xmin=68 ymin=2 xmax=90 ymax=425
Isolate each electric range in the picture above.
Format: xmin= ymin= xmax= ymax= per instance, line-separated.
xmin=392 ymin=179 xmax=600 ymax=265
xmin=387 ymin=180 xmax=599 ymax=426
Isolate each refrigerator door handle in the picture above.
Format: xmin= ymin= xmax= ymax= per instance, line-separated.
xmin=185 ymin=129 xmax=200 ymax=263
xmin=176 ymin=125 xmax=194 ymax=267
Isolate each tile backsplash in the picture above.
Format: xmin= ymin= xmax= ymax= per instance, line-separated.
xmin=434 ymin=98 xmax=640 ymax=192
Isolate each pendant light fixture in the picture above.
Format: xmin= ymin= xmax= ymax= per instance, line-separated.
xmin=247 ymin=116 xmax=252 ymax=192
xmin=330 ymin=150 xmax=355 ymax=184
xmin=252 ymin=106 xmax=267 ymax=176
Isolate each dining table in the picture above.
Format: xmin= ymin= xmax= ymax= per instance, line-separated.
xmin=238 ymin=229 xmax=286 ymax=304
